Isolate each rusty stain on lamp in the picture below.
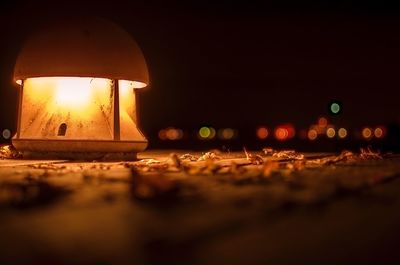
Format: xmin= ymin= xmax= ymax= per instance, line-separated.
xmin=12 ymin=18 xmax=149 ymax=160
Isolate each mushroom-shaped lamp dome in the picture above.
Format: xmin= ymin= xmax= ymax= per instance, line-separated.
xmin=14 ymin=17 xmax=149 ymax=88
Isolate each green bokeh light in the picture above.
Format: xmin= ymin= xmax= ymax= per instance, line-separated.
xmin=330 ymin=103 xmax=341 ymax=114
xmin=199 ymin=127 xmax=211 ymax=138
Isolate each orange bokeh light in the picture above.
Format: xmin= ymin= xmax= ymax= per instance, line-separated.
xmin=308 ymin=129 xmax=318 ymax=140
xmin=374 ymin=127 xmax=385 ymax=138
xmin=158 ymin=129 xmax=167 ymax=140
xmin=338 ymin=128 xmax=347 ymax=139
xmin=362 ymin=127 xmax=373 ymax=140
xmin=256 ymin=127 xmax=269 ymax=139
xmin=159 ymin=127 xmax=183 ymax=141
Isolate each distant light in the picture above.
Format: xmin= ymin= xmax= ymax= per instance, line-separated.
xmin=218 ymin=128 xmax=236 ymax=140
xmin=2 ymin=129 xmax=11 ymax=139
xmin=256 ymin=127 xmax=269 ymax=140
xmin=362 ymin=127 xmax=373 ymax=140
xmin=338 ymin=128 xmax=347 ymax=139
xmin=209 ymin=127 xmax=216 ymax=139
xmin=166 ymin=127 xmax=183 ymax=140
xmin=330 ymin=103 xmax=340 ymax=114
xmin=158 ymin=129 xmax=167 ymax=140
xmin=326 ymin=127 xmax=336 ymax=138
xmin=275 ymin=127 xmax=288 ymax=141
xmin=199 ymin=127 xmax=211 ymax=139
xmin=284 ymin=124 xmax=296 ymax=139
xmin=274 ymin=123 xmax=295 ymax=141
xmin=177 ymin=129 xmax=184 ymax=139
xmin=318 ymin=117 xmax=328 ymax=127
xmin=374 ymin=127 xmax=384 ymax=138
xmin=199 ymin=126 xmax=215 ymax=140
xmin=308 ymin=129 xmax=318 ymax=141
xmin=159 ymin=128 xmax=183 ymax=141
xmin=329 ymin=101 xmax=342 ymax=115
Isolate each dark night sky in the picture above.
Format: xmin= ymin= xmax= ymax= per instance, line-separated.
xmin=1 ymin=0 xmax=400 ymax=137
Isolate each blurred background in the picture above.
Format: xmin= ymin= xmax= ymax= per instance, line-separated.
xmin=1 ymin=0 xmax=400 ymax=152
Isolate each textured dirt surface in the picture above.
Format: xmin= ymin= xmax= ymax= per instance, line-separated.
xmin=1 ymin=149 xmax=400 ymax=265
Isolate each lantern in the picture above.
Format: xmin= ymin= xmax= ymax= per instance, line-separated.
xmin=12 ymin=18 xmax=149 ymax=159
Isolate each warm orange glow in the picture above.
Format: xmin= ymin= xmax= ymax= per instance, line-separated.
xmin=20 ymin=77 xmax=114 ymax=139
xmin=158 ymin=129 xmax=167 ymax=140
xmin=256 ymin=127 xmax=269 ymax=139
xmin=326 ymin=127 xmax=336 ymax=138
xmin=374 ymin=128 xmax=383 ymax=138
xmin=338 ymin=128 xmax=347 ymax=139
xmin=362 ymin=127 xmax=373 ymax=140
xmin=218 ymin=128 xmax=236 ymax=140
xmin=308 ymin=129 xmax=318 ymax=140
xmin=120 ymin=80 xmax=147 ymax=89
xmin=119 ymin=80 xmax=137 ymax=140
xmin=16 ymin=79 xmax=22 ymax=85
xmin=164 ymin=127 xmax=183 ymax=140
xmin=54 ymin=77 xmax=94 ymax=106
xmin=19 ymin=76 xmax=147 ymax=142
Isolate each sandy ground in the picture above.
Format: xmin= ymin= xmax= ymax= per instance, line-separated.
xmin=1 ymin=150 xmax=400 ymax=265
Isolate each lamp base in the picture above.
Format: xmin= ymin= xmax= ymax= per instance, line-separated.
xmin=12 ymin=138 xmax=148 ymax=160
xmin=21 ymin=151 xmax=138 ymax=161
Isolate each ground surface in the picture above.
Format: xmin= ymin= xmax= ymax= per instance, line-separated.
xmin=1 ymin=149 xmax=400 ymax=265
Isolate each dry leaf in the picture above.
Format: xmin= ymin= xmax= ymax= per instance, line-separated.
xmin=0 ymin=145 xmax=21 ymax=159
xmin=198 ymin=152 xmax=221 ymax=161
xmin=272 ymin=150 xmax=304 ymax=160
xmin=180 ymin=153 xmax=199 ymax=161
xmin=244 ymin=147 xmax=264 ymax=165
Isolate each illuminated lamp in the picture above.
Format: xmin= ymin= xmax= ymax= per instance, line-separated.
xmin=12 ymin=18 xmax=149 ymax=160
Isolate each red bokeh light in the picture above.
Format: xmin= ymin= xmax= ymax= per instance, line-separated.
xmin=274 ymin=124 xmax=295 ymax=141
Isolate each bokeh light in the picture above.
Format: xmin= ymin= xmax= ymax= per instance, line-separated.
xmin=374 ymin=127 xmax=384 ymax=138
xmin=274 ymin=127 xmax=288 ymax=141
xmin=158 ymin=129 xmax=167 ymax=140
xmin=209 ymin=127 xmax=216 ymax=139
xmin=308 ymin=129 xmax=318 ymax=140
xmin=159 ymin=127 xmax=183 ymax=141
xmin=329 ymin=101 xmax=342 ymax=115
xmin=256 ymin=127 xmax=269 ymax=140
xmin=284 ymin=124 xmax=296 ymax=139
xmin=362 ymin=127 xmax=373 ymax=140
xmin=318 ymin=117 xmax=328 ymax=127
xmin=166 ymin=128 xmax=183 ymax=140
xmin=199 ymin=127 xmax=211 ymax=139
xmin=274 ymin=124 xmax=295 ymax=141
xmin=2 ymin=129 xmax=11 ymax=139
xmin=218 ymin=128 xmax=236 ymax=140
xmin=326 ymin=127 xmax=336 ymax=138
xmin=199 ymin=126 xmax=215 ymax=140
xmin=338 ymin=128 xmax=347 ymax=139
